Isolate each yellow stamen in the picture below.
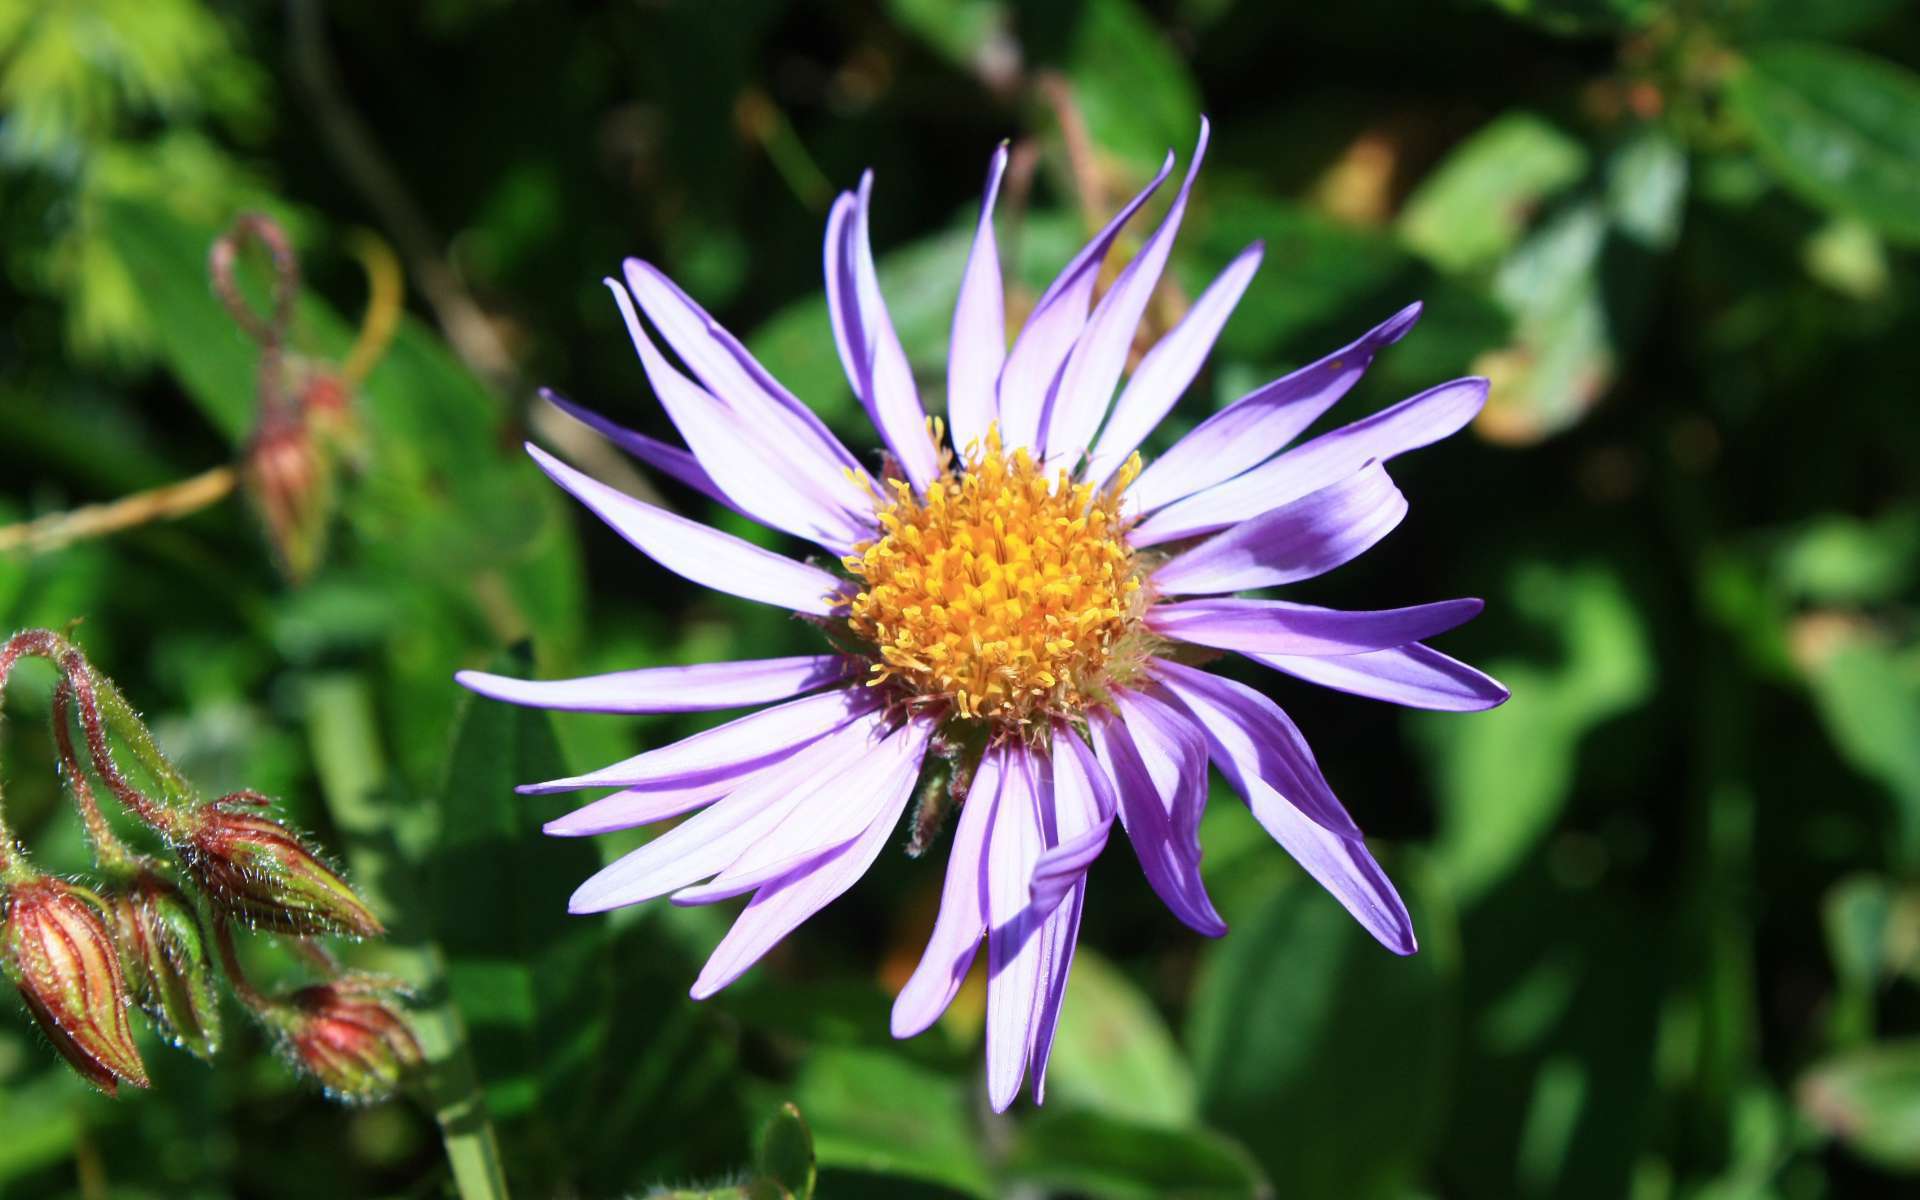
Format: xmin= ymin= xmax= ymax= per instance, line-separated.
xmin=845 ymin=426 xmax=1147 ymax=725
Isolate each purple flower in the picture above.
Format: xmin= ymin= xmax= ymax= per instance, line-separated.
xmin=457 ymin=120 xmax=1507 ymax=1111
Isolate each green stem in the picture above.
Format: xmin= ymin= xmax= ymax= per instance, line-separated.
xmin=302 ymin=673 xmax=512 ymax=1200
xmin=50 ymin=682 xmax=138 ymax=873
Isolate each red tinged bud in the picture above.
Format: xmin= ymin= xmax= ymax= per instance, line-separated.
xmin=176 ymin=796 xmax=382 ymax=940
xmin=270 ymin=977 xmax=423 ymax=1104
xmin=106 ymin=871 xmax=221 ymax=1059
xmin=1 ymin=878 xmax=149 ymax=1095
xmin=240 ymin=406 xmax=335 ymax=582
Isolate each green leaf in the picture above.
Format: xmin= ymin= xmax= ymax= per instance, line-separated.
xmin=1476 ymin=127 xmax=1686 ymax=441
xmin=1800 ymin=1041 xmax=1920 ymax=1172
xmin=1726 ymin=42 xmax=1920 ymax=243
xmin=431 ymin=647 xmax=612 ymax=1179
xmin=1802 ymin=636 xmax=1920 ymax=864
xmin=1422 ymin=562 xmax=1653 ymax=903
xmin=1476 ymin=0 xmax=1656 ymax=35
xmin=886 ymin=0 xmax=1015 ymax=77
xmin=1002 ymin=1109 xmax=1268 ymax=1200
xmin=1187 ymin=860 xmax=1460 ymax=1199
xmin=1399 ymin=112 xmax=1591 ymax=273
xmin=1060 ymin=0 xmax=1203 ymax=172
xmin=790 ymin=1047 xmax=993 ymax=1198
xmin=1709 ymin=0 xmax=1909 ymax=41
xmin=1041 ymin=950 xmax=1197 ymax=1126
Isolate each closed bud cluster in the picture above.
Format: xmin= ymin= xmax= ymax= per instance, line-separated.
xmin=1 ymin=877 xmax=149 ymax=1095
xmin=105 ymin=870 xmax=221 ymax=1059
xmin=269 ymin=976 xmax=423 ymax=1104
xmin=176 ymin=796 xmax=382 ymax=940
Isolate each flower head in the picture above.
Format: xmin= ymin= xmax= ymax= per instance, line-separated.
xmin=459 ymin=119 xmax=1507 ymax=1110
xmin=1 ymin=876 xmax=150 ymax=1094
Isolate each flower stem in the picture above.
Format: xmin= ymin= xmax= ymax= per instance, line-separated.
xmin=0 ymin=466 xmax=238 ymax=558
xmin=50 ymin=682 xmax=138 ymax=872
xmin=210 ymin=917 xmax=270 ymax=1013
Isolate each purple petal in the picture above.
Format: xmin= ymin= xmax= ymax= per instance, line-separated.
xmin=1026 ymin=880 xmax=1084 ymax=1105
xmin=986 ymin=743 xmax=1046 ymax=1112
xmin=1082 ymin=242 xmax=1264 ymax=489
xmin=948 ymin=144 xmax=1010 ymax=457
xmin=1042 ymin=120 xmax=1210 ymax=468
xmin=1150 ymin=658 xmax=1359 ymax=839
xmin=1133 ymin=375 xmax=1487 ymax=545
xmin=688 ymin=774 xmax=912 ymax=999
xmin=606 ymin=279 xmax=872 ymax=551
xmin=891 ymin=743 xmax=1004 ymax=1038
xmin=671 ymin=714 xmax=933 ymax=903
xmin=1245 ymin=776 xmax=1416 ymax=954
xmin=1249 ymin=643 xmax=1511 ymax=711
xmin=454 ymin=655 xmax=849 ymax=715
xmin=516 ymin=688 xmax=873 ymax=795
xmin=1030 ymin=730 xmax=1114 ymax=919
xmin=622 ymin=259 xmax=877 ymax=509
xmin=826 ymin=181 xmax=940 ymax=489
xmin=1147 ymin=596 xmax=1483 ymax=657
xmin=526 ymin=443 xmax=849 ymax=616
xmin=997 ymin=152 xmax=1177 ymax=452
xmin=1127 ymin=302 xmax=1423 ymax=515
xmin=543 ymin=775 xmax=747 ymax=839
xmin=566 ymin=709 xmax=889 ymax=913
xmin=1089 ymin=705 xmax=1226 ymax=937
xmin=1151 ymin=461 xmax=1406 ymax=592
xmin=541 ymin=388 xmax=737 ymax=512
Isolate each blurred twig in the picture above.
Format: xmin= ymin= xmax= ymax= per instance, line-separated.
xmin=0 ymin=467 xmax=238 ymax=556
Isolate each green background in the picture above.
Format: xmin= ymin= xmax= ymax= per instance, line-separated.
xmin=2 ymin=0 xmax=1919 ymax=1196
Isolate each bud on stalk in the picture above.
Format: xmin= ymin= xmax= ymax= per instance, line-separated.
xmin=269 ymin=977 xmax=423 ymax=1104
xmin=106 ymin=870 xmax=221 ymax=1059
xmin=2 ymin=878 xmax=149 ymax=1094
xmin=176 ymin=797 xmax=382 ymax=940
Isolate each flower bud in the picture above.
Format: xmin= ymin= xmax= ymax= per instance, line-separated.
xmin=241 ymin=406 xmax=335 ymax=582
xmin=270 ymin=977 xmax=423 ymax=1104
xmin=105 ymin=870 xmax=221 ymax=1059
xmin=176 ymin=798 xmax=382 ymax=940
xmin=2 ymin=877 xmax=150 ymax=1094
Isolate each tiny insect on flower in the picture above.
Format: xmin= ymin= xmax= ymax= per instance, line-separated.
xmin=2 ymin=876 xmax=150 ymax=1095
xmin=458 ymin=118 xmax=1507 ymax=1110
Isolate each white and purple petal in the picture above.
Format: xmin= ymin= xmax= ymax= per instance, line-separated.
xmin=948 ymin=144 xmax=1010 ymax=457
xmin=1133 ymin=375 xmax=1487 ymax=545
xmin=1250 ymin=643 xmax=1510 ymax=711
xmin=1041 ymin=119 xmax=1210 ymax=467
xmin=1147 ymin=596 xmax=1483 ymax=657
xmin=891 ymin=742 xmax=1005 ymax=1038
xmin=996 ymin=150 xmax=1177 ymax=452
xmin=454 ymin=655 xmax=849 ymax=715
xmin=527 ymin=443 xmax=850 ymax=616
xmin=1126 ymin=301 xmax=1423 ymax=516
xmin=1150 ymin=461 xmax=1407 ymax=591
xmin=1081 ymin=242 xmax=1264 ymax=489
xmin=1088 ymin=702 xmax=1225 ymax=937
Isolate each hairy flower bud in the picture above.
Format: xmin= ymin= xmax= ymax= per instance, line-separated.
xmin=270 ymin=977 xmax=423 ymax=1104
xmin=106 ymin=870 xmax=221 ymax=1059
xmin=2 ymin=878 xmax=150 ymax=1094
xmin=176 ymin=797 xmax=382 ymax=940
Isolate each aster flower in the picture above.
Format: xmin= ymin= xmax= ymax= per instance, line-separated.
xmin=458 ymin=119 xmax=1506 ymax=1111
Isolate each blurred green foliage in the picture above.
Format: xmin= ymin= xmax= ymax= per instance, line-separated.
xmin=2 ymin=0 xmax=1918 ymax=1197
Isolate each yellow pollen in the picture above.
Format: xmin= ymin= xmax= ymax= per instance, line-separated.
xmin=843 ymin=426 xmax=1146 ymax=725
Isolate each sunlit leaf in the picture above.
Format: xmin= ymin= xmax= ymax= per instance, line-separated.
xmin=1727 ymin=43 xmax=1920 ymax=244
